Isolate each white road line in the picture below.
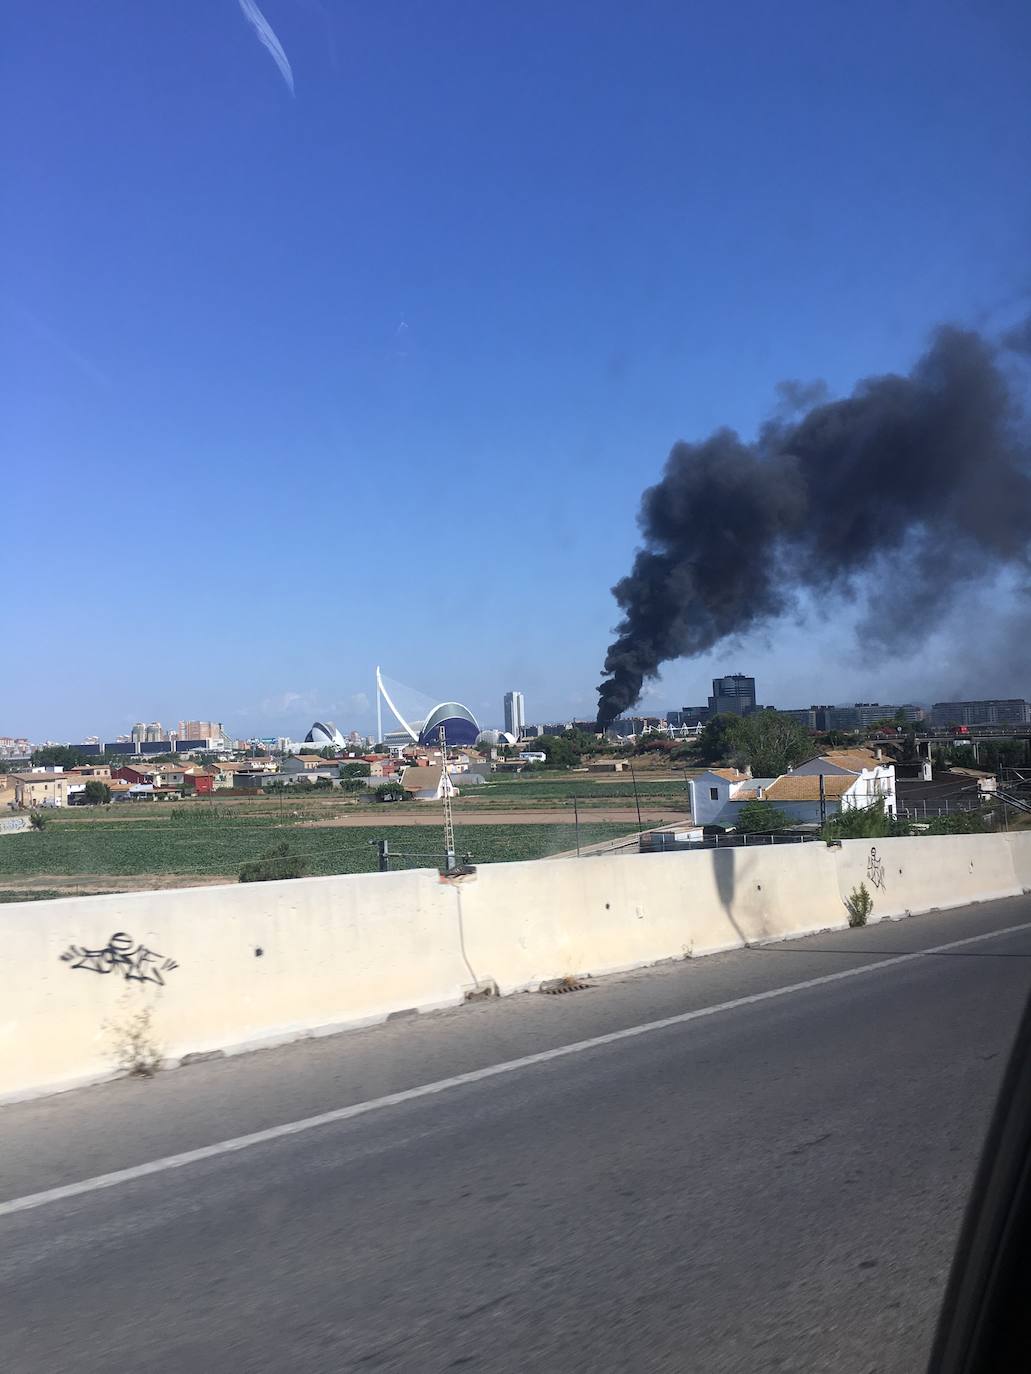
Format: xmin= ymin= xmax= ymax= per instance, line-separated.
xmin=3 ymin=918 xmax=1030 ymax=1221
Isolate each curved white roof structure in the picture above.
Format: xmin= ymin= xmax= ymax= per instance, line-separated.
xmin=304 ymin=721 xmax=346 ymax=748
xmin=376 ymin=668 xmax=480 ymax=748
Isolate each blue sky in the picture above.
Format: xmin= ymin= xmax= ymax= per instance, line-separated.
xmin=3 ymin=0 xmax=1030 ymax=741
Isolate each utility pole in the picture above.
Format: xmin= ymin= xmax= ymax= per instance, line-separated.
xmin=818 ymin=772 xmax=826 ymax=828
xmin=439 ymin=725 xmax=455 ymax=872
xmin=628 ymin=759 xmax=643 ymax=834
xmin=377 ymin=838 xmax=390 ymax=872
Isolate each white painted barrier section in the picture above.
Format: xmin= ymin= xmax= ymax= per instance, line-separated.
xmin=829 ymin=833 xmax=1024 ymax=920
xmin=3 ymin=833 xmax=1031 ymax=1102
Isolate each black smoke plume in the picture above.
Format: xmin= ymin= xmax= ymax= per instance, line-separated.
xmin=597 ymin=320 xmax=1031 ymax=725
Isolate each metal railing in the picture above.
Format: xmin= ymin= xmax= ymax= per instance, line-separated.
xmin=640 ymin=830 xmax=819 ymax=853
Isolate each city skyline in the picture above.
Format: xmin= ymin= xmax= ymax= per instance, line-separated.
xmin=10 ymin=674 xmax=1031 ymax=749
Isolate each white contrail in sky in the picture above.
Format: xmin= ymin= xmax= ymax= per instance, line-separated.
xmin=238 ymin=0 xmax=295 ymax=94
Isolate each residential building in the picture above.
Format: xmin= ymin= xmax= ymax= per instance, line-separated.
xmin=12 ymin=773 xmax=83 ymax=808
xmin=708 ymin=675 xmax=756 ymax=716
xmin=778 ymin=708 xmax=819 ymax=729
xmin=280 ymin=755 xmax=327 ymax=774
xmin=503 ymin=691 xmax=525 ymax=738
xmin=131 ymin=722 xmax=165 ymax=744
xmin=520 ymin=724 xmax=544 ymax=738
xmin=399 ymin=764 xmax=453 ymax=800
xmin=931 ymin=699 xmax=1031 ymax=728
xmin=689 ymin=748 xmax=896 ymax=827
xmin=178 ymin=721 xmax=224 ymax=742
xmin=113 ymin=763 xmax=186 ymax=788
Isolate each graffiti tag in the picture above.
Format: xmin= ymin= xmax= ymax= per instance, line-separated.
xmin=867 ymin=847 xmax=886 ymax=891
xmin=60 ymin=931 xmax=178 ymax=985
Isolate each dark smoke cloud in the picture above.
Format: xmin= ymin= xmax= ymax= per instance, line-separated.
xmin=597 ymin=319 xmax=1031 ymax=725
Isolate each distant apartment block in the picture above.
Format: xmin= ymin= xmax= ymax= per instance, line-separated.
xmin=503 ymin=692 xmax=525 ymax=738
xmin=131 ymin=722 xmax=165 ymax=743
xmin=931 ymin=699 xmax=1031 ymax=728
xmin=178 ymin=720 xmax=223 ymax=741
xmin=777 ymin=703 xmax=924 ymax=731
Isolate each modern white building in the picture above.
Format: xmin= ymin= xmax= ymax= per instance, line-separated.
xmin=503 ymin=691 xmax=525 ymax=738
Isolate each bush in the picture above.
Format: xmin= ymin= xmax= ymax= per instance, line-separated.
xmin=373 ymin=782 xmax=411 ymax=803
xmin=822 ymin=798 xmax=911 ymax=841
xmin=736 ymin=799 xmax=792 ymax=833
xmin=845 ymin=882 xmax=873 ymax=927
xmin=83 ymin=780 xmax=112 ymax=805
xmin=29 ymin=812 xmax=47 ymax=831
xmin=239 ymin=842 xmax=309 ymax=883
xmin=340 ymin=761 xmax=371 ymax=779
xmin=924 ymin=809 xmax=991 ymax=835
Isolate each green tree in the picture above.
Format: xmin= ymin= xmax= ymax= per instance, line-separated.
xmin=373 ymin=781 xmax=411 ymax=803
xmin=816 ymin=730 xmax=855 ymax=749
xmin=925 ymin=809 xmax=992 ymax=835
xmin=535 ymin=734 xmax=581 ymax=768
xmin=822 ymin=798 xmax=911 ymax=840
xmin=736 ymin=799 xmax=792 ymax=833
xmin=83 ymin=780 xmax=112 ymax=805
xmin=31 ymin=745 xmax=94 ymax=770
xmin=340 ymin=761 xmax=371 ymax=778
xmin=692 ymin=715 xmax=738 ymax=766
xmin=562 ymin=728 xmax=598 ymax=756
xmin=727 ymin=711 xmax=812 ymax=777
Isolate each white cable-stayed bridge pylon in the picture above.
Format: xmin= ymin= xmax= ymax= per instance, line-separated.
xmin=375 ymin=667 xmax=439 ymax=743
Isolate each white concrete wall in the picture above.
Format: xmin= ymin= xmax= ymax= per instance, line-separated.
xmin=828 ymin=833 xmax=1022 ymax=920
xmin=4 ymin=832 xmax=1031 ymax=1103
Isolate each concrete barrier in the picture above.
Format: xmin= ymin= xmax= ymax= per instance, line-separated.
xmin=0 ymin=870 xmax=466 ymax=1103
xmin=1005 ymin=832 xmax=1031 ymax=894
xmin=3 ymin=832 xmax=1031 ymax=1102
xmin=829 ymin=833 xmax=1024 ymax=921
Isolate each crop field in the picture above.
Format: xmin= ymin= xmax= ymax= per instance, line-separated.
xmin=0 ymin=810 xmax=634 ymax=890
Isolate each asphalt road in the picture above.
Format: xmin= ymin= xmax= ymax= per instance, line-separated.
xmin=3 ymin=896 xmax=1031 ymax=1372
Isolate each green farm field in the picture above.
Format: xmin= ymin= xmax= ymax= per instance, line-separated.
xmin=0 ymin=808 xmax=635 ymax=896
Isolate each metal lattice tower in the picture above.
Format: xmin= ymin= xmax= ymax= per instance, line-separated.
xmin=439 ymin=725 xmax=456 ymax=871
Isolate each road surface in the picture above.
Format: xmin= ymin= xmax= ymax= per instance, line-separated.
xmin=3 ymin=896 xmax=1030 ymax=1371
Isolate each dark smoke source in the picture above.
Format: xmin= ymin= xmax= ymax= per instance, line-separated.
xmin=597 ymin=320 xmax=1031 ymax=725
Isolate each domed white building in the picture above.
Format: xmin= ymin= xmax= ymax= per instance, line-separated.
xmin=303 ymin=721 xmax=346 ymax=749
xmin=476 ymin=729 xmax=517 ymax=747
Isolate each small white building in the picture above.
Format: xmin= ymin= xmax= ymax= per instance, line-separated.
xmin=689 ymin=750 xmax=897 ymax=828
xmin=399 ymin=765 xmax=456 ymax=801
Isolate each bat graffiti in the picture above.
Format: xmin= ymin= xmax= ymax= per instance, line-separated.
xmin=60 ymin=932 xmax=179 ymax=985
